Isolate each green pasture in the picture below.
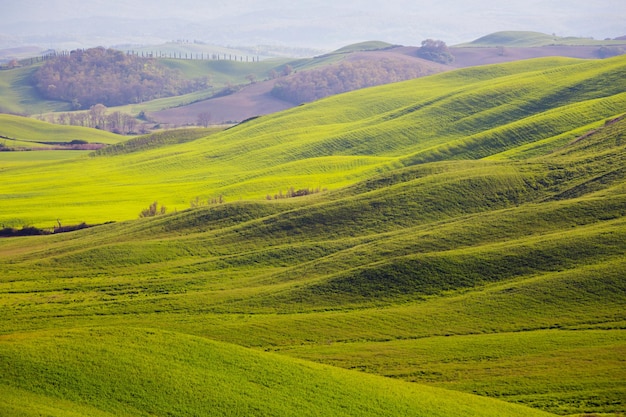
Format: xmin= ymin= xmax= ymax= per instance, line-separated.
xmin=0 ymin=56 xmax=624 ymax=228
xmin=0 ymin=327 xmax=556 ymax=417
xmin=0 ymin=150 xmax=92 ymax=163
xmin=160 ymin=57 xmax=292 ymax=84
xmin=0 ymin=55 xmax=625 ymax=416
xmin=456 ymin=30 xmax=626 ymax=47
xmin=278 ymin=329 xmax=626 ymax=414
xmin=0 ymin=55 xmax=291 ymax=117
xmin=0 ymin=65 xmax=72 ymax=114
xmin=0 ymin=114 xmax=124 ymax=145
xmin=333 ymin=41 xmax=395 ymax=53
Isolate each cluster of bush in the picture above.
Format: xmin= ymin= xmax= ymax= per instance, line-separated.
xmin=139 ymin=201 xmax=167 ymax=218
xmin=416 ymin=39 xmax=455 ymax=64
xmin=0 ymin=222 xmax=91 ymax=237
xmin=270 ymin=58 xmax=440 ymax=104
xmin=33 ymin=47 xmax=209 ymax=108
xmin=266 ymin=186 xmax=324 ymax=200
xmin=42 ymin=104 xmax=144 ymax=135
xmin=189 ymin=195 xmax=225 ymax=208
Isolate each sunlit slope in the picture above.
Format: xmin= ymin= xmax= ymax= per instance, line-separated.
xmin=1 ymin=55 xmax=624 ymax=227
xmin=458 ymin=30 xmax=626 ymax=47
xmin=0 ymin=114 xmax=125 ymax=145
xmin=0 ymin=65 xmax=72 ymax=115
xmin=5 ymin=121 xmax=623 ymax=314
xmin=0 ymin=327 xmax=555 ymax=417
xmin=0 ymin=116 xmax=624 ymax=414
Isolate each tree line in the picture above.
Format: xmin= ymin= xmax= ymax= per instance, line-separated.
xmin=39 ymin=104 xmax=144 ymax=135
xmin=270 ymin=57 xmax=442 ymax=104
xmin=33 ymin=47 xmax=209 ymax=109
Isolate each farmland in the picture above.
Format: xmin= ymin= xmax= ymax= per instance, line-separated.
xmin=0 ymin=52 xmax=625 ymax=416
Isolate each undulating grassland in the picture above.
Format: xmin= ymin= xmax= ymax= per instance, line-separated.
xmin=0 ymin=65 xmax=72 ymax=115
xmin=333 ymin=41 xmax=395 ymax=53
xmin=456 ymin=30 xmax=626 ymax=47
xmin=1 ymin=56 xmax=624 ymax=227
xmin=0 ymin=114 xmax=124 ymax=145
xmin=0 ymin=56 xmax=291 ymax=116
xmin=160 ymin=57 xmax=292 ymax=84
xmin=0 ymin=328 xmax=555 ymax=417
xmin=1 ymin=56 xmax=625 ymax=416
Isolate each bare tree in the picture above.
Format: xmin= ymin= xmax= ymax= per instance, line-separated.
xmin=197 ymin=112 xmax=211 ymax=127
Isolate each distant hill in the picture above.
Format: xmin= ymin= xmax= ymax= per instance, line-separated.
xmin=149 ymin=46 xmax=451 ymax=125
xmin=145 ymin=37 xmax=626 ymax=125
xmin=457 ymin=31 xmax=626 ymax=47
xmin=0 ymin=46 xmax=44 ymax=64
xmin=2 ymin=32 xmax=625 ymax=128
xmin=2 ymin=55 xmax=625 ymax=226
xmin=449 ymin=31 xmax=626 ymax=67
xmin=0 ymin=114 xmax=124 ymax=149
xmin=332 ymin=41 xmax=395 ymax=53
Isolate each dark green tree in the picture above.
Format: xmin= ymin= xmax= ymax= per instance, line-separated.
xmin=416 ymin=39 xmax=454 ymax=64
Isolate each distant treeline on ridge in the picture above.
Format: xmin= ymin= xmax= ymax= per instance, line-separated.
xmin=32 ymin=47 xmax=210 ymax=108
xmin=271 ymin=57 xmax=443 ymax=104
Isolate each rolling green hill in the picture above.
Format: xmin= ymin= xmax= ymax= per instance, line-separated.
xmin=0 ymin=64 xmax=73 ymax=114
xmin=458 ymin=30 xmax=626 ymax=47
xmin=1 ymin=55 xmax=624 ymax=227
xmin=0 ymin=327 xmax=555 ymax=417
xmin=0 ymin=55 xmax=625 ymax=416
xmin=0 ymin=114 xmax=124 ymax=146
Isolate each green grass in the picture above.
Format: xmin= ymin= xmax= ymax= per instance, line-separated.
xmin=0 ymin=327 xmax=555 ymax=417
xmin=0 ymin=55 xmax=625 ymax=416
xmin=0 ymin=56 xmax=292 ymax=117
xmin=0 ymin=150 xmax=93 ymax=163
xmin=1 ymin=55 xmax=624 ymax=227
xmin=456 ymin=31 xmax=626 ymax=47
xmin=0 ymin=65 xmax=72 ymax=114
xmin=0 ymin=114 xmax=125 ymax=145
xmin=277 ymin=329 xmax=626 ymax=415
xmin=332 ymin=41 xmax=395 ymax=53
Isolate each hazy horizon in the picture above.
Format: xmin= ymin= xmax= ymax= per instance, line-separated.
xmin=2 ymin=0 xmax=625 ymax=50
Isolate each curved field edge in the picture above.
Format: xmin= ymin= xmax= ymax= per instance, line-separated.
xmin=1 ymin=56 xmax=625 ymax=227
xmin=0 ymin=56 xmax=624 ymax=416
xmin=0 ymin=327 xmax=555 ymax=417
xmin=0 ymin=114 xmax=124 ymax=145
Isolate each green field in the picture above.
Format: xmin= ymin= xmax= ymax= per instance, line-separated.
xmin=0 ymin=114 xmax=125 ymax=145
xmin=0 ymin=55 xmax=625 ymax=416
xmin=456 ymin=30 xmax=626 ymax=47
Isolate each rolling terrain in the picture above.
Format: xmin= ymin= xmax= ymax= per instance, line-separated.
xmin=0 ymin=54 xmax=625 ymax=416
xmin=2 ymin=32 xmax=624 ymax=126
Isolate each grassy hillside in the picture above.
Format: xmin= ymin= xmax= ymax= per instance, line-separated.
xmin=458 ymin=31 xmax=626 ymax=47
xmin=0 ymin=55 xmax=624 ymax=416
xmin=0 ymin=114 xmax=124 ymax=146
xmin=0 ymin=65 xmax=72 ymax=114
xmin=332 ymin=40 xmax=395 ymax=53
xmin=1 ymin=55 xmax=624 ymax=227
xmin=0 ymin=327 xmax=556 ymax=417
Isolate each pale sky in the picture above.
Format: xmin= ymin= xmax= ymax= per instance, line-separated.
xmin=3 ymin=0 xmax=625 ymax=48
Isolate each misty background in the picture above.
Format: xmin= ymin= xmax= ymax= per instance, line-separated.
xmin=2 ymin=0 xmax=625 ymax=51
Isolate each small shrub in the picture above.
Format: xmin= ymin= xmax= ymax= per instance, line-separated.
xmin=140 ymin=201 xmax=167 ymax=218
xmin=0 ymin=226 xmax=51 ymax=237
xmin=270 ymin=186 xmax=325 ymax=200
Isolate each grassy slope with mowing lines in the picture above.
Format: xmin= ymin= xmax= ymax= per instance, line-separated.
xmin=1 ymin=117 xmax=624 ymax=414
xmin=0 ymin=328 xmax=555 ymax=417
xmin=0 ymin=65 xmax=73 ymax=114
xmin=0 ymin=56 xmax=625 ymax=416
xmin=1 ymin=55 xmax=624 ymax=228
xmin=0 ymin=114 xmax=125 ymax=145
xmin=457 ymin=30 xmax=626 ymax=47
